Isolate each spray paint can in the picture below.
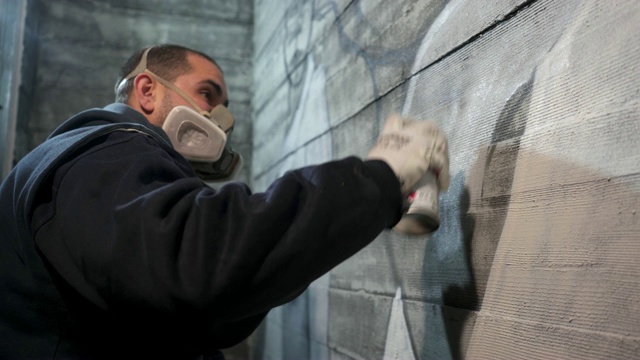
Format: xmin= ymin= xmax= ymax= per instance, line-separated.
xmin=393 ymin=171 xmax=440 ymax=235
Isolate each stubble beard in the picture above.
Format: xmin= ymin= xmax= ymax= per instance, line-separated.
xmin=157 ymin=93 xmax=175 ymax=127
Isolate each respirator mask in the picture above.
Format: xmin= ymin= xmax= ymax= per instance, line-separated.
xmin=162 ymin=104 xmax=241 ymax=181
xmin=118 ymin=47 xmax=241 ymax=181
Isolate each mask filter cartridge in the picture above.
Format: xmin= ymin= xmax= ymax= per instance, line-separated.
xmin=162 ymin=105 xmax=227 ymax=162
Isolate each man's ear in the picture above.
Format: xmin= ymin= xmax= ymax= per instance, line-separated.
xmin=131 ymin=73 xmax=157 ymax=114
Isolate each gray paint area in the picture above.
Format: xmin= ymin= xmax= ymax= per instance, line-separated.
xmin=250 ymin=0 xmax=640 ymax=359
xmin=3 ymin=0 xmax=640 ymax=358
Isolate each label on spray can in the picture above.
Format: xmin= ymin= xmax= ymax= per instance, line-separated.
xmin=393 ymin=171 xmax=440 ymax=235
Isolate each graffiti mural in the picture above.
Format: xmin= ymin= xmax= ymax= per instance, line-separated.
xmin=251 ymin=0 xmax=640 ymax=358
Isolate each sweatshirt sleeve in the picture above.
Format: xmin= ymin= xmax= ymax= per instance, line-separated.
xmin=31 ymin=131 xmax=402 ymax=327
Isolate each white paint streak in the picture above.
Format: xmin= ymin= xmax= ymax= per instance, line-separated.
xmin=309 ymin=274 xmax=330 ymax=360
xmin=383 ymin=288 xmax=417 ymax=360
xmin=280 ymin=55 xmax=333 ymax=173
xmin=402 ymin=0 xmax=463 ymax=117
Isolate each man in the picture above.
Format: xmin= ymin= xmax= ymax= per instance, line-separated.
xmin=0 ymin=44 xmax=449 ymax=358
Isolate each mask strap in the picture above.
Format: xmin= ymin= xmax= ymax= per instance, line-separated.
xmin=118 ymin=47 xmax=210 ymax=117
xmin=116 ymin=47 xmax=151 ymax=92
xmin=145 ymin=69 xmax=209 ymax=116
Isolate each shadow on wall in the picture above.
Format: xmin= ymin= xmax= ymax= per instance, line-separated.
xmin=462 ymin=137 xmax=640 ymax=358
xmin=421 ymin=74 xmax=534 ymax=359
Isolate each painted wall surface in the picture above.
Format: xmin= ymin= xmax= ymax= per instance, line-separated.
xmin=249 ymin=0 xmax=640 ymax=359
xmin=18 ymin=0 xmax=254 ymax=183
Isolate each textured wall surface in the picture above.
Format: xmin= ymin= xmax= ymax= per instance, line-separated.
xmin=19 ymin=0 xmax=254 ymax=182
xmin=0 ymin=0 xmax=26 ymax=177
xmin=250 ymin=0 xmax=640 ymax=359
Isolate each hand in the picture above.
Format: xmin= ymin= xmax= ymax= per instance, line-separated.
xmin=367 ymin=114 xmax=450 ymax=194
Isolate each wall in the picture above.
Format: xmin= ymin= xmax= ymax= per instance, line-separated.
xmin=249 ymin=0 xmax=640 ymax=359
xmin=18 ymin=0 xmax=254 ymax=183
xmin=0 ymin=0 xmax=27 ymax=177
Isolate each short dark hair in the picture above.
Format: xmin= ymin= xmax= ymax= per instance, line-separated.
xmin=114 ymin=44 xmax=221 ymax=103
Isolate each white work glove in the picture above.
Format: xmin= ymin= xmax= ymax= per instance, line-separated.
xmin=367 ymin=114 xmax=450 ymax=195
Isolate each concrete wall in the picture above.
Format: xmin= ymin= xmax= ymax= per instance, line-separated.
xmin=18 ymin=0 xmax=254 ymax=183
xmin=0 ymin=0 xmax=27 ymax=177
xmin=249 ymin=0 xmax=640 ymax=359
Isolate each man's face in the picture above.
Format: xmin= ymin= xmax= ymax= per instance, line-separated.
xmin=158 ymin=53 xmax=229 ymax=125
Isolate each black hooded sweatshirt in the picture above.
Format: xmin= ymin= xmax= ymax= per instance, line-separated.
xmin=0 ymin=103 xmax=402 ymax=358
